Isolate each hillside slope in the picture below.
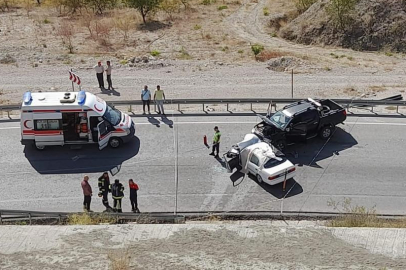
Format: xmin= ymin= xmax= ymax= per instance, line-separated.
xmin=280 ymin=0 xmax=406 ymax=52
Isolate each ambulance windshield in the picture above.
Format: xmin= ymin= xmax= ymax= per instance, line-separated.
xmin=103 ymin=105 xmax=121 ymax=126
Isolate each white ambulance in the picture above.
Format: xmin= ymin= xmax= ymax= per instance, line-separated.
xmin=20 ymin=90 xmax=135 ymax=150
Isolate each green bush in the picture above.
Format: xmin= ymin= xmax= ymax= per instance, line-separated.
xmin=150 ymin=50 xmax=161 ymax=57
xmin=218 ymin=5 xmax=227 ymax=10
xmin=327 ymin=0 xmax=359 ymax=31
xmin=263 ymin=7 xmax=269 ymax=16
xmin=193 ymin=24 xmax=202 ymax=30
xmin=251 ymin=44 xmax=264 ymax=59
xmin=201 ymin=0 xmax=215 ymax=5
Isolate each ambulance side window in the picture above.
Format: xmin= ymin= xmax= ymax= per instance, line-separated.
xmin=34 ymin=119 xmax=62 ymax=130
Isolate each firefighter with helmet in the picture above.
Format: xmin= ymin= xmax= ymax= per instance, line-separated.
xmin=110 ymin=179 xmax=124 ymax=213
xmin=98 ymin=172 xmax=113 ymax=212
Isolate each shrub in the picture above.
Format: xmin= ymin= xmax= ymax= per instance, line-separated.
xmin=193 ymin=24 xmax=201 ymax=30
xmin=178 ymin=47 xmax=192 ymax=59
xmin=43 ymin=18 xmax=51 ymax=24
xmin=237 ymin=49 xmax=244 ymax=54
xmin=150 ymin=50 xmax=161 ymax=56
xmin=201 ymin=0 xmax=215 ymax=5
xmin=114 ymin=14 xmax=134 ymax=41
xmin=251 ymin=44 xmax=264 ymax=59
xmin=57 ymin=21 xmax=75 ymax=53
xmin=218 ymin=5 xmax=227 ymax=10
xmin=125 ymin=0 xmax=162 ymax=24
xmin=327 ymin=0 xmax=359 ymax=31
xmin=84 ymin=0 xmax=117 ymax=15
xmin=294 ymin=0 xmax=316 ymax=13
xmin=120 ymin=59 xmax=128 ymax=65
xmin=263 ymin=7 xmax=269 ymax=16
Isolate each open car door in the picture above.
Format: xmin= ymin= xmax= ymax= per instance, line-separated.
xmin=97 ymin=121 xmax=112 ymax=150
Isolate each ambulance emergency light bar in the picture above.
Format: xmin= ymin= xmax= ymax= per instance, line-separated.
xmin=23 ymin=92 xmax=32 ymax=105
xmin=77 ymin=90 xmax=86 ymax=105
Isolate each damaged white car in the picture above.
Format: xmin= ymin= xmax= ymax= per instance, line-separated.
xmin=224 ymin=134 xmax=296 ymax=185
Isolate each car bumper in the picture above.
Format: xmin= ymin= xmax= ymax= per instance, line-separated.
xmin=122 ymin=123 xmax=135 ymax=143
xmin=264 ymin=171 xmax=296 ymax=186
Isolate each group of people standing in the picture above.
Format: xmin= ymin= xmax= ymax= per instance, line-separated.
xmin=94 ymin=61 xmax=113 ymax=90
xmin=94 ymin=61 xmax=167 ymax=116
xmin=81 ymin=173 xmax=140 ymax=213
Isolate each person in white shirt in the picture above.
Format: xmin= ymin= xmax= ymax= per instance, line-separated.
xmin=105 ymin=61 xmax=113 ymax=90
xmin=94 ymin=61 xmax=105 ymax=89
xmin=141 ymin=85 xmax=151 ymax=114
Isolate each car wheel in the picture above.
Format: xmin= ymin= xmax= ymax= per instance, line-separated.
xmin=35 ymin=144 xmax=45 ymax=151
xmin=109 ymin=137 xmax=122 ymax=148
xmin=275 ymin=140 xmax=286 ymax=151
xmin=257 ymin=174 xmax=263 ymax=183
xmin=319 ymin=126 xmax=333 ymax=140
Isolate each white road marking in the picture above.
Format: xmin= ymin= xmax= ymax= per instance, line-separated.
xmin=1 ymin=121 xmax=406 ymax=131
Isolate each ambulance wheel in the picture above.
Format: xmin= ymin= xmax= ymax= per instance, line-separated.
xmin=35 ymin=144 xmax=45 ymax=151
xmin=109 ymin=137 xmax=122 ymax=148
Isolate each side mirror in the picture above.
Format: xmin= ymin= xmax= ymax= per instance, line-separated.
xmin=110 ymin=164 xmax=121 ymax=176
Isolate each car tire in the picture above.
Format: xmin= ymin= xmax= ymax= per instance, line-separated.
xmin=34 ymin=144 xmax=45 ymax=151
xmin=257 ymin=174 xmax=263 ymax=183
xmin=109 ymin=137 xmax=122 ymax=148
xmin=319 ymin=126 xmax=333 ymax=140
xmin=275 ymin=140 xmax=286 ymax=151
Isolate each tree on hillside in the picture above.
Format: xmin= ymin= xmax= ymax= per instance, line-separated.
xmin=125 ymin=0 xmax=162 ymax=24
xmin=84 ymin=0 xmax=117 ymax=15
xmin=327 ymin=0 xmax=359 ymax=31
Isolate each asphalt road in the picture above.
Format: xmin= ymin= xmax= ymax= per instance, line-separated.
xmin=0 ymin=114 xmax=405 ymax=215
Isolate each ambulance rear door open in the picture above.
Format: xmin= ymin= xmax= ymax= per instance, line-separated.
xmin=97 ymin=121 xmax=112 ymax=150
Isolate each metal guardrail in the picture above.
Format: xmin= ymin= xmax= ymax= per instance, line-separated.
xmin=1 ymin=98 xmax=405 ymax=117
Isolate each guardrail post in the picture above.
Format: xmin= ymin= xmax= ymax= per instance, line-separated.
xmin=28 ymin=213 xmax=32 ymax=225
xmin=397 ymin=106 xmax=399 ymax=114
xmin=177 ymin=104 xmax=180 ymax=111
xmin=129 ymin=105 xmax=132 ymax=112
xmin=227 ymin=103 xmax=229 ymax=112
xmin=371 ymin=105 xmax=374 ymax=113
xmin=250 ymin=103 xmax=253 ymax=111
xmin=202 ymin=103 xmax=205 ymax=112
xmin=0 ymin=212 xmax=2 ymax=224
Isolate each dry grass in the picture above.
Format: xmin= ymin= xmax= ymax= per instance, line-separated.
xmin=108 ymin=250 xmax=131 ymax=270
xmin=67 ymin=213 xmax=116 ymax=225
xmin=370 ymin=85 xmax=387 ymax=92
xmin=327 ymin=198 xmax=406 ymax=228
xmin=256 ymin=50 xmax=285 ymax=62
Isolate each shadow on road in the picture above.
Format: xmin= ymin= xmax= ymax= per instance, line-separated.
xmin=24 ymin=136 xmax=140 ymax=174
xmin=284 ymin=127 xmax=358 ymax=168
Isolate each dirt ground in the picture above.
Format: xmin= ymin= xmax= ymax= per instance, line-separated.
xmin=0 ymin=222 xmax=405 ymax=270
xmin=0 ymin=0 xmax=405 ymax=105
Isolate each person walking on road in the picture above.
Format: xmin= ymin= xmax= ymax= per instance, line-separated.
xmin=153 ymin=85 xmax=166 ymax=115
xmin=110 ymin=179 xmax=124 ymax=213
xmin=98 ymin=172 xmax=113 ymax=212
xmin=105 ymin=61 xmax=113 ymax=90
xmin=129 ymin=179 xmax=140 ymax=213
xmin=141 ymin=85 xmax=151 ymax=114
xmin=94 ymin=61 xmax=105 ymax=90
xmin=81 ymin=175 xmax=93 ymax=212
xmin=209 ymin=126 xmax=221 ymax=158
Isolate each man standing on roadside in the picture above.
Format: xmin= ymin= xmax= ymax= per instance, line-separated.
xmin=81 ymin=175 xmax=93 ymax=212
xmin=110 ymin=179 xmax=124 ymax=213
xmin=153 ymin=85 xmax=166 ymax=115
xmin=209 ymin=126 xmax=221 ymax=158
xmin=94 ymin=61 xmax=105 ymax=90
xmin=141 ymin=85 xmax=151 ymax=114
xmin=129 ymin=179 xmax=140 ymax=213
xmin=105 ymin=60 xmax=113 ymax=90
